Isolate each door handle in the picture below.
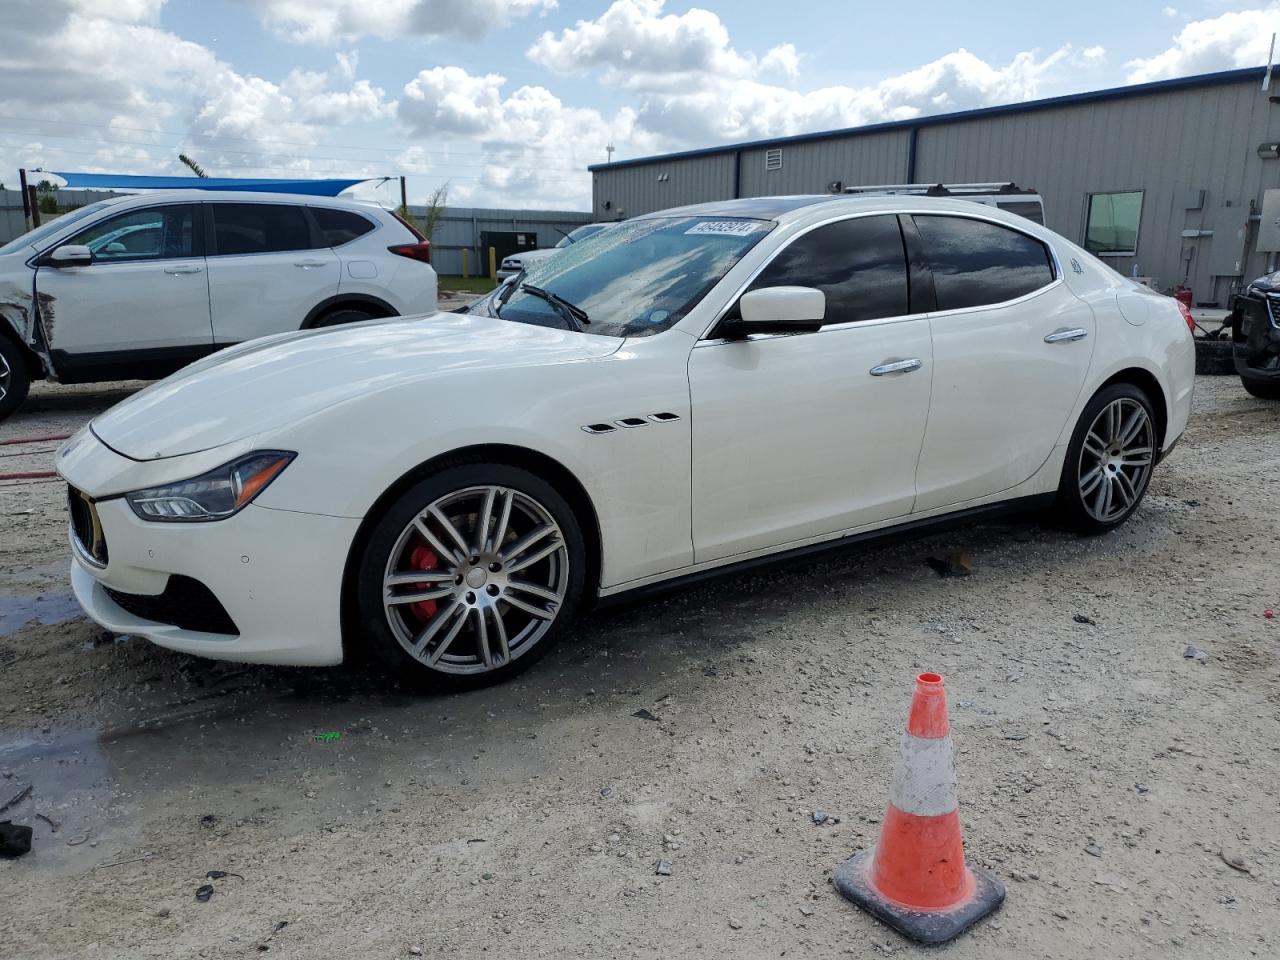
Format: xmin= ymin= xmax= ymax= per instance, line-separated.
xmin=869 ymin=358 xmax=923 ymax=377
xmin=163 ymin=265 xmax=203 ymax=275
xmin=294 ymin=259 xmax=329 ymax=268
xmin=1044 ymin=327 xmax=1088 ymax=344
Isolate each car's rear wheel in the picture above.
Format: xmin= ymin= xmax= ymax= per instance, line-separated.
xmin=355 ymin=463 xmax=585 ymax=690
xmin=313 ymin=307 xmax=379 ymax=328
xmin=1055 ymin=383 xmax=1157 ymax=534
xmin=1242 ymin=377 xmax=1280 ymax=399
xmin=0 ymin=336 xmax=32 ymax=421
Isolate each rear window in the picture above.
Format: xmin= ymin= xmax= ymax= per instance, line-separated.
xmin=311 ymin=207 xmax=375 ymax=247
xmin=211 ymin=203 xmax=314 ymax=255
xmin=995 ymin=201 xmax=1045 ymax=225
xmin=913 ymin=215 xmax=1055 ymax=311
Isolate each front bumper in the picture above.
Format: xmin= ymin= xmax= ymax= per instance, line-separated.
xmin=1231 ymin=293 xmax=1280 ymax=382
xmin=60 ymin=437 xmax=360 ymax=667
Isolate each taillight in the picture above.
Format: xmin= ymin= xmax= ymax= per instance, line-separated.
xmin=1176 ymin=299 xmax=1195 ymax=334
xmin=388 ymin=241 xmax=431 ymax=264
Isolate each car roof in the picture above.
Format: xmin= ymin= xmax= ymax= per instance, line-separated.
xmin=633 ymin=194 xmax=1053 ymax=229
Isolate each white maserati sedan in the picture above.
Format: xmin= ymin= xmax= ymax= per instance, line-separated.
xmin=56 ymin=196 xmax=1195 ymax=689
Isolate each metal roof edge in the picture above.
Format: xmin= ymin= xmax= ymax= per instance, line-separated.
xmin=588 ymin=66 xmax=1268 ymax=172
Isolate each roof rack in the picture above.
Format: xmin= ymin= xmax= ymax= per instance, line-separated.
xmin=833 ymin=181 xmax=1037 ymax=197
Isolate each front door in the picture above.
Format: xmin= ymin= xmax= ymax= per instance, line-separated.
xmin=908 ymin=213 xmax=1096 ymax=512
xmin=36 ymin=202 xmax=212 ymax=380
xmin=205 ymin=202 xmax=340 ymax=344
xmin=689 ymin=214 xmax=934 ymax=563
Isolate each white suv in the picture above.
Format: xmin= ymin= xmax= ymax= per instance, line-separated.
xmin=0 ymin=191 xmax=437 ymax=420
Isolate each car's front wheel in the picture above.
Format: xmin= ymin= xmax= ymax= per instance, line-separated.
xmin=1055 ymin=383 xmax=1157 ymax=534
xmin=355 ymin=463 xmax=586 ymax=690
xmin=0 ymin=336 xmax=32 ymax=422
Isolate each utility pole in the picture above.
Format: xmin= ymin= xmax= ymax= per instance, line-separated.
xmin=606 ymin=143 xmax=615 ymax=164
xmin=18 ymin=168 xmax=31 ymax=231
xmin=399 ymin=175 xmax=408 ymax=216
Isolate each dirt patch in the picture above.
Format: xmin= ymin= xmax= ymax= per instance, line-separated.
xmin=0 ymin=375 xmax=1277 ymax=959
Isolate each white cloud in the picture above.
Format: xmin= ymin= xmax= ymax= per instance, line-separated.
xmin=1126 ymin=6 xmax=1280 ymax=83
xmin=242 ymin=0 xmax=557 ymax=45
xmin=1082 ymin=45 xmax=1106 ymax=63
xmin=1162 ymin=7 xmax=1179 ymax=18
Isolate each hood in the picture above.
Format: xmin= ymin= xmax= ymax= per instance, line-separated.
xmin=91 ymin=312 xmax=622 ymax=460
xmin=1245 ymin=271 xmax=1280 ymax=295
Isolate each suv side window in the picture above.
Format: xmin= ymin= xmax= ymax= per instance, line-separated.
xmin=69 ymin=205 xmax=197 ymax=262
xmin=211 ymin=203 xmax=315 ymax=256
xmin=746 ymin=215 xmax=908 ymax=325
xmin=912 ymin=215 xmax=1055 ymax=311
xmin=310 ymin=207 xmax=375 ymax=247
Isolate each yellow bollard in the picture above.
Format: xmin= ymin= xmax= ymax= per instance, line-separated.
xmin=461 ymin=248 xmax=469 ymax=279
xmin=488 ymin=246 xmax=497 ymax=281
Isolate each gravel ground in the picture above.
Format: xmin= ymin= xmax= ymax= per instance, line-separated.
xmin=0 ymin=373 xmax=1277 ymax=959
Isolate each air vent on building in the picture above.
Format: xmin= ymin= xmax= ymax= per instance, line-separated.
xmin=657 ymin=172 xmax=670 ymax=182
xmin=765 ymin=148 xmax=783 ymax=171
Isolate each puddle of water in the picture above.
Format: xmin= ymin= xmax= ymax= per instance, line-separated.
xmin=0 ymin=593 xmax=84 ymax=635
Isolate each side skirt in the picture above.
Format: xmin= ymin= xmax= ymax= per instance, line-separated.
xmin=594 ymin=493 xmax=1057 ymax=610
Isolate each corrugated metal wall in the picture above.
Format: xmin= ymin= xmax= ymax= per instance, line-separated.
xmin=590 ymin=74 xmax=1280 ymax=305
xmin=410 ymin=205 xmax=591 ymax=276
xmin=591 ymin=154 xmax=736 ymax=221
xmin=737 ymin=130 xmax=910 ymax=197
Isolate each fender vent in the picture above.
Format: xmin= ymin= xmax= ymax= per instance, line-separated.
xmin=582 ymin=423 xmax=616 ymax=435
xmin=647 ymin=412 xmax=681 ymax=422
xmin=616 ymin=417 xmax=648 ymax=428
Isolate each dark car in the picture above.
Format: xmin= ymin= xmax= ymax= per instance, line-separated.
xmin=1229 ymin=273 xmax=1280 ymax=398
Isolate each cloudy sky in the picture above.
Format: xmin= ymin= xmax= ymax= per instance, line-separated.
xmin=3 ymin=0 xmax=1279 ymax=210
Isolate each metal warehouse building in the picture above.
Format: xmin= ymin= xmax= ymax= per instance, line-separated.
xmin=590 ymin=67 xmax=1280 ymax=307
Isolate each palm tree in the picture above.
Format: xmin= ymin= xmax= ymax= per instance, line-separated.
xmin=178 ymin=153 xmax=209 ymax=178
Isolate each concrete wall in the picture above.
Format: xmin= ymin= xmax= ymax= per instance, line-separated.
xmin=590 ymin=70 xmax=1280 ymax=305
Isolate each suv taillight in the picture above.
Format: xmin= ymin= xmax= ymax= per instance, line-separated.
xmin=1176 ymin=299 xmax=1195 ymax=334
xmin=388 ymin=241 xmax=431 ymax=264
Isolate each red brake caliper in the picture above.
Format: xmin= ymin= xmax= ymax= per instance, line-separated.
xmin=408 ymin=544 xmax=440 ymax=621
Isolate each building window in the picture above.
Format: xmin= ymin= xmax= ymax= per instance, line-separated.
xmin=1084 ymin=191 xmax=1143 ymax=257
xmin=765 ymin=148 xmax=783 ymax=171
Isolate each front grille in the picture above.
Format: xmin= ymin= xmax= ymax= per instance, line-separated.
xmin=67 ymin=486 xmax=108 ymax=566
xmin=103 ymin=576 xmax=239 ymax=636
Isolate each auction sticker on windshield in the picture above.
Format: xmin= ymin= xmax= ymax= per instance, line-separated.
xmin=685 ymin=220 xmax=767 ymax=237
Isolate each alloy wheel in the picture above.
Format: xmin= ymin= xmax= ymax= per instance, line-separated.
xmin=0 ymin=350 xmax=10 ymax=403
xmin=381 ymin=485 xmax=569 ymax=675
xmin=1077 ymin=397 xmax=1154 ymax=524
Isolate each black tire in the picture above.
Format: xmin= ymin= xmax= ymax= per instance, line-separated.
xmin=1242 ymin=377 xmax=1280 ymax=400
xmin=312 ymin=307 xmax=377 ymax=329
xmin=1193 ymin=338 xmax=1235 ymax=375
xmin=355 ymin=462 xmax=586 ymax=692
xmin=1054 ymin=383 xmax=1158 ymax=535
xmin=0 ymin=335 xmax=32 ymax=422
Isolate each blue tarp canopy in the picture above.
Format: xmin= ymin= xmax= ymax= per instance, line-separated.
xmin=48 ymin=172 xmax=377 ymax=196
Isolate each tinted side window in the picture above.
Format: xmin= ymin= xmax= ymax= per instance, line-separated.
xmin=913 ymin=215 xmax=1054 ymax=311
xmin=211 ymin=204 xmax=314 ymax=255
xmin=311 ymin=207 xmax=375 ymax=247
xmin=70 ymin=205 xmax=196 ymax=261
xmin=747 ymin=215 xmax=908 ymax=324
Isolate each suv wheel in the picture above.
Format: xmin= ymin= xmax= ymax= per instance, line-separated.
xmin=0 ymin=336 xmax=31 ymax=421
xmin=313 ymin=307 xmax=378 ymax=328
xmin=1242 ymin=377 xmax=1280 ymax=400
xmin=1055 ymin=383 xmax=1157 ymax=534
xmin=355 ymin=462 xmax=586 ymax=691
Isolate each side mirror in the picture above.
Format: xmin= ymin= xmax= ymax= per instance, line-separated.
xmin=728 ymin=285 xmax=826 ymax=335
xmin=42 ymin=244 xmax=93 ymax=267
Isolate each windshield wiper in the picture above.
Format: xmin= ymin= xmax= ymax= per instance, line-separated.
xmin=519 ymin=283 xmax=590 ymax=331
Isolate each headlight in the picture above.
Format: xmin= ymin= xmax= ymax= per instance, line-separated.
xmin=125 ymin=451 xmax=295 ymax=522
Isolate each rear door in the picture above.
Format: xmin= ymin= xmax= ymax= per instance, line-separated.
xmin=205 ymin=202 xmax=339 ymax=344
xmin=909 ymin=213 xmax=1095 ymax=512
xmin=33 ymin=202 xmax=212 ymax=378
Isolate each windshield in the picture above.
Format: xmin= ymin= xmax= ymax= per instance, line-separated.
xmin=0 ymin=200 xmax=116 ymax=257
xmin=554 ymin=223 xmax=608 ymax=249
xmin=485 ymin=216 xmax=773 ymax=338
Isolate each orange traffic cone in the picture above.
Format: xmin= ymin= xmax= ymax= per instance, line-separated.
xmin=834 ymin=672 xmax=1004 ymax=944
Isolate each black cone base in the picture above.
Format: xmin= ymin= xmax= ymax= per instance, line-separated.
xmin=834 ymin=849 xmax=1006 ymax=945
